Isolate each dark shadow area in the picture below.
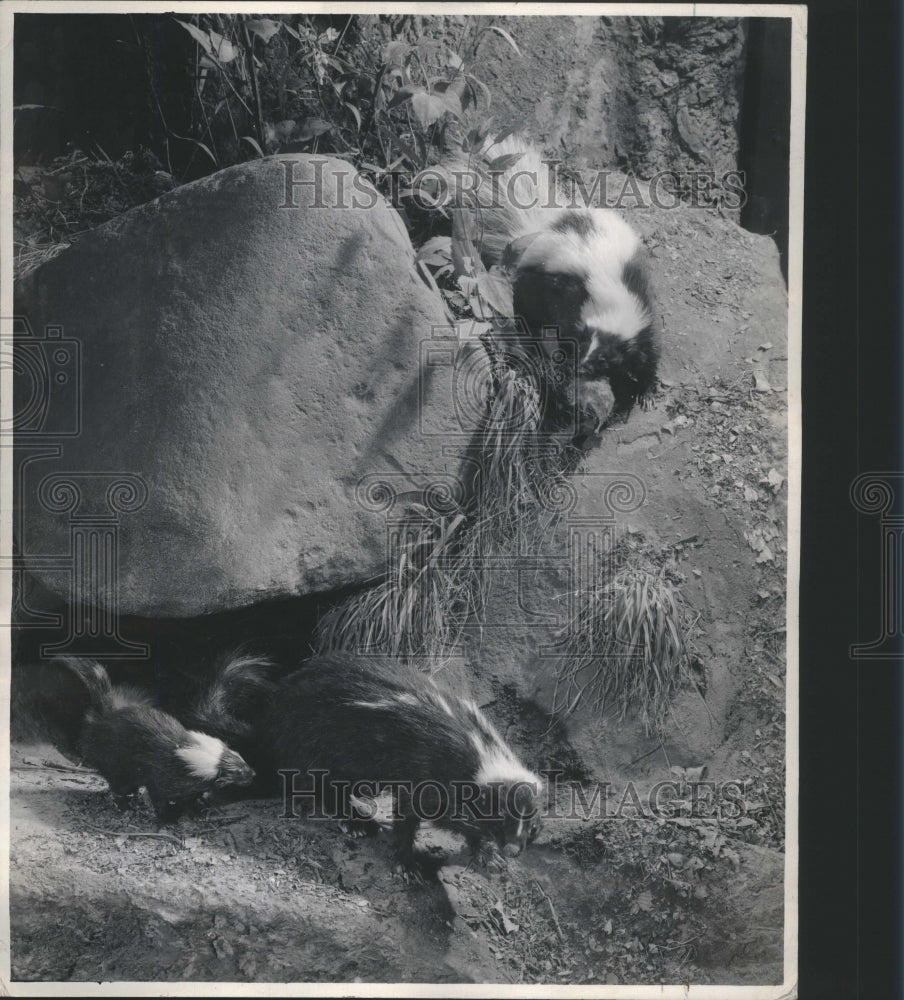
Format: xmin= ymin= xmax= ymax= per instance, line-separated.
xmin=10 ymin=572 xmax=376 ymax=743
xmin=738 ymin=17 xmax=792 ymax=282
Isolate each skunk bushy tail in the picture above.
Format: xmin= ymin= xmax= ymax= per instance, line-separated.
xmin=52 ymin=656 xmax=115 ymax=713
xmin=185 ymin=649 xmax=276 ymax=751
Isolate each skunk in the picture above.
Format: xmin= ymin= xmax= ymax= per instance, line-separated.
xmin=55 ymin=656 xmax=255 ymax=822
xmin=181 ymin=649 xmax=276 ymax=756
xmin=449 ymin=134 xmax=659 ymax=422
xmin=260 ymin=652 xmax=542 ymax=876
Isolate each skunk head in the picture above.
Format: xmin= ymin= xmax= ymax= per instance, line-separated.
xmin=508 ymin=208 xmax=656 ymax=415
xmin=177 ymin=730 xmax=255 ymax=788
xmin=508 ymin=781 xmax=543 ymax=853
xmin=497 ymin=780 xmax=542 ymax=855
xmin=468 ymin=779 xmax=542 ymax=856
xmin=215 ymin=746 xmax=256 ymax=788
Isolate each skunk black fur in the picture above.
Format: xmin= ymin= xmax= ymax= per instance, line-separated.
xmin=55 ymin=656 xmax=255 ymax=821
xmin=449 ymin=135 xmax=660 ymax=422
xmin=259 ymin=652 xmax=542 ymax=874
xmin=182 ymin=649 xmax=276 ymax=756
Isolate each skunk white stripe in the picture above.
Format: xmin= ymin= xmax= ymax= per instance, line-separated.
xmin=426 ymin=678 xmax=455 ymax=716
xmin=433 ymin=694 xmax=454 ymax=717
xmin=581 ymin=290 xmax=651 ymax=346
xmin=584 ymin=210 xmax=643 ymax=267
xmin=518 ymin=210 xmax=640 ymax=276
xmin=473 ymin=743 xmax=541 ymax=789
xmin=464 ymin=700 xmax=509 ymax=747
xmin=176 ymin=731 xmax=225 ymax=779
xmin=108 ymin=685 xmax=154 ymax=711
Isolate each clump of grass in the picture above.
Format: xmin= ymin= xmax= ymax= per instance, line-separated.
xmin=14 ymin=240 xmax=71 ymax=281
xmin=473 ymin=353 xmax=573 ymax=547
xmin=315 ymin=505 xmax=492 ymax=664
xmin=552 ymin=563 xmax=700 ymax=736
xmin=315 ymin=350 xmax=572 ymax=665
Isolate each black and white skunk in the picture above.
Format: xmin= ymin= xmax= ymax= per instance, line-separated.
xmin=450 ymin=134 xmax=660 ymax=422
xmin=181 ymin=649 xmax=276 ymax=759
xmin=260 ymin=652 xmax=542 ymax=876
xmin=55 ymin=656 xmax=256 ymax=822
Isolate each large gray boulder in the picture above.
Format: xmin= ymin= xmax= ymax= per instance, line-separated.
xmin=14 ymin=155 xmax=478 ymax=617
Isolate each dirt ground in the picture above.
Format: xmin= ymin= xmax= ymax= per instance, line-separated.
xmin=10 ymin=738 xmax=784 ymax=986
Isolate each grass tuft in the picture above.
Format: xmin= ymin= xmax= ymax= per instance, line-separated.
xmin=14 ymin=240 xmax=71 ymax=281
xmin=316 ymin=340 xmax=699 ymax=737
xmin=551 ymin=563 xmax=700 ymax=736
xmin=315 ymin=506 xmax=489 ymax=665
xmin=315 ymin=348 xmax=570 ymax=666
xmin=472 ymin=360 xmax=567 ymax=544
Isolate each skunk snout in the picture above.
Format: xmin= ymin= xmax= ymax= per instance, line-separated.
xmin=216 ymin=752 xmax=256 ymax=787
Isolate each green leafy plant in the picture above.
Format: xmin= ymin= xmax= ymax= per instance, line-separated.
xmin=164 ymin=13 xmax=521 ymax=195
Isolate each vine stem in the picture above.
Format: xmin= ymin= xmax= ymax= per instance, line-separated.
xmin=242 ymin=18 xmax=266 ymax=148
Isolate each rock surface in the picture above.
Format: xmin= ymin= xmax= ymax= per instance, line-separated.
xmin=14 ymin=154 xmax=481 ymax=617
xmin=372 ymin=15 xmax=747 ymax=182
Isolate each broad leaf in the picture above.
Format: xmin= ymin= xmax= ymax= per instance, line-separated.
xmin=177 ymin=20 xmax=214 ymax=58
xmin=464 ymin=121 xmax=492 ymax=152
xmin=442 ymin=48 xmax=464 ymax=70
xmin=490 ymin=122 xmax=526 ymax=147
xmin=207 ymin=29 xmax=237 ymax=64
xmin=434 ymin=78 xmax=468 ymax=114
xmin=487 ymin=152 xmax=525 ymax=173
xmin=387 ymin=84 xmax=426 ymax=110
xmin=297 ymin=118 xmax=333 ymax=140
xmin=410 ymin=91 xmax=448 ymax=126
xmin=245 ymin=18 xmax=282 ymax=43
xmin=382 ymin=41 xmax=411 ymax=67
